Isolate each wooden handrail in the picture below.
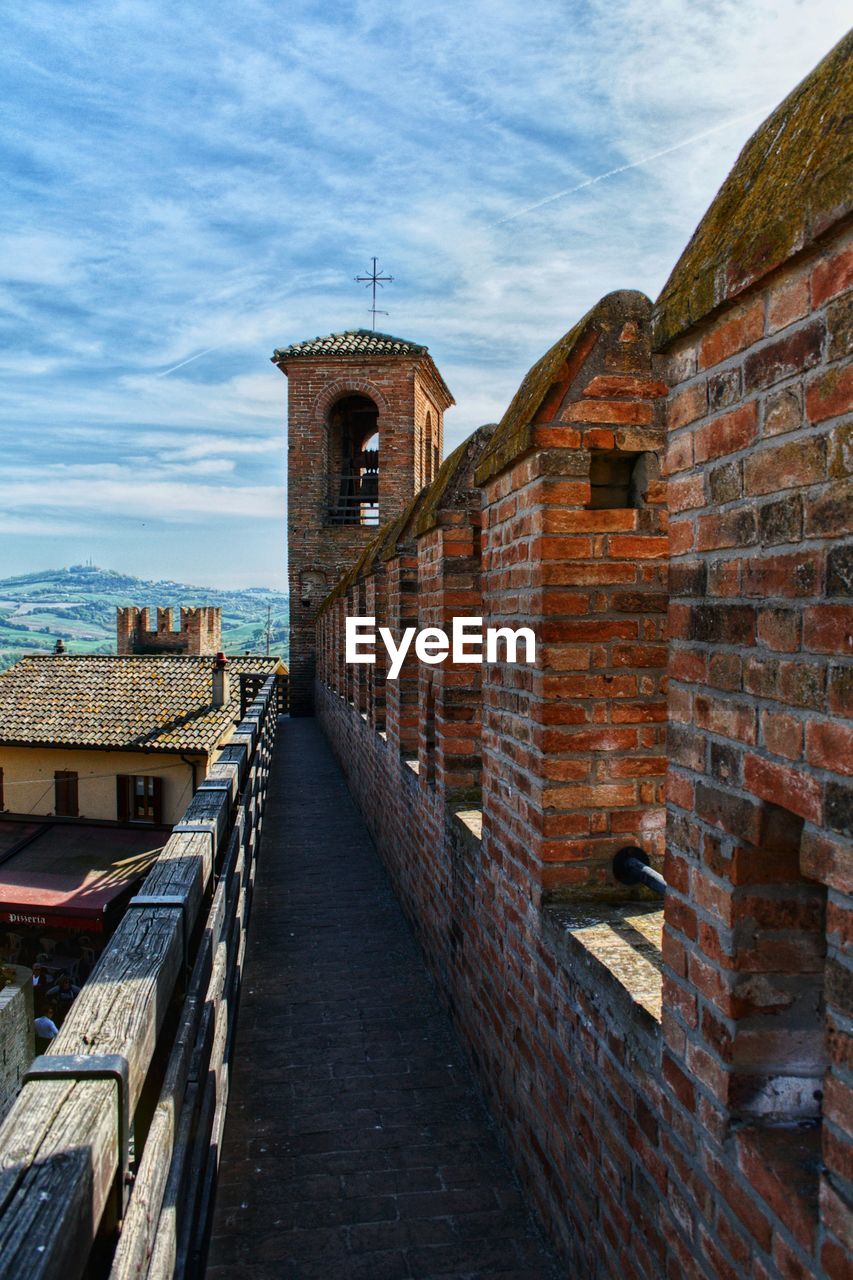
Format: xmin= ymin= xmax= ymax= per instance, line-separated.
xmin=0 ymin=678 xmax=278 ymax=1280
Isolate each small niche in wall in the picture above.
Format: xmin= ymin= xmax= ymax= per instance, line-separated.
xmin=587 ymin=450 xmax=657 ymax=509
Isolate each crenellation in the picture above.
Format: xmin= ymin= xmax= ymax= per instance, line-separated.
xmin=116 ymin=604 xmax=221 ymax=655
xmin=303 ymin=33 xmax=852 ymax=1280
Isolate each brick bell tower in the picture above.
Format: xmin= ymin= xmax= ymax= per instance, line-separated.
xmin=273 ymin=329 xmax=454 ymax=715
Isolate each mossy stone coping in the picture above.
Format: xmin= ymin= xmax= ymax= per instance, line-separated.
xmin=653 ymin=30 xmax=853 ymax=351
xmin=474 ymin=289 xmax=652 ymax=486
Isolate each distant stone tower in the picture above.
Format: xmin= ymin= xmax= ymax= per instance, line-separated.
xmin=273 ymin=329 xmax=454 ymax=715
xmin=116 ymin=606 xmax=221 ymax=655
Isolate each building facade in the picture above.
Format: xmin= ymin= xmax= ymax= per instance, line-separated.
xmin=0 ymin=650 xmax=281 ymax=824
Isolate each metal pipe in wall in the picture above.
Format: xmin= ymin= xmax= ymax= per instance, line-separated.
xmin=612 ymin=846 xmax=667 ymax=898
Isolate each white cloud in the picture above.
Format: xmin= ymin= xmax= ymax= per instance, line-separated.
xmin=0 ymin=0 xmax=848 ymax=579
xmin=0 ymin=231 xmax=90 ymax=287
xmin=0 ymin=514 xmax=92 ymax=538
xmin=1 ymin=474 xmax=281 ymax=521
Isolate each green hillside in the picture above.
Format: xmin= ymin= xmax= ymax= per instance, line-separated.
xmin=0 ymin=565 xmax=289 ymax=672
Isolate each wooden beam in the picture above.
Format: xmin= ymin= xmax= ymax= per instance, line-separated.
xmin=0 ymin=681 xmax=277 ymax=1280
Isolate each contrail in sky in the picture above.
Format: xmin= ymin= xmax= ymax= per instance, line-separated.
xmin=153 ymin=269 xmax=338 ymax=377
xmin=495 ymin=106 xmax=771 ymax=226
xmin=155 ymin=342 xmax=229 ymax=377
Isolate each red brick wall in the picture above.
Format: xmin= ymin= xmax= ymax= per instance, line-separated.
xmin=660 ymin=220 xmax=852 ymax=1277
xmin=309 ymin=47 xmax=851 ymax=1276
xmin=313 ymin=239 xmax=850 ymax=1276
xmin=116 ymin=605 xmax=221 ymax=655
xmin=478 ymin=294 xmax=668 ymax=899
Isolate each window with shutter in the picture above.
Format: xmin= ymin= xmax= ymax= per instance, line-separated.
xmin=119 ymin=775 xmax=164 ymax=823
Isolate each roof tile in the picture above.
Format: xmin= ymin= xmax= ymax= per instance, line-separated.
xmin=0 ymin=655 xmax=281 ymax=754
xmin=272 ymin=329 xmax=428 ymax=361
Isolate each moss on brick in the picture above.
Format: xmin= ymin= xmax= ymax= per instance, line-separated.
xmin=411 ymin=423 xmax=496 ymax=538
xmin=653 ymin=31 xmax=853 ymax=352
xmin=474 ymin=290 xmax=651 ymax=485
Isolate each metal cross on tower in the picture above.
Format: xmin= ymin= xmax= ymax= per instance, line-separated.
xmin=355 ymin=258 xmax=394 ymax=329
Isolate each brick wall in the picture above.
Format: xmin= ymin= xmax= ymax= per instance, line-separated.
xmin=659 ymin=214 xmax=852 ymax=1276
xmin=475 ymin=291 xmax=669 ymax=899
xmin=307 ymin=36 xmax=851 ymax=1280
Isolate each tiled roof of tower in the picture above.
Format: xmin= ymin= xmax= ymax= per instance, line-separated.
xmin=0 ymin=654 xmax=282 ymax=753
xmin=272 ymin=330 xmax=428 ymax=360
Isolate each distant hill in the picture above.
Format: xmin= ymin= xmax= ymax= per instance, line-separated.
xmin=0 ymin=565 xmax=288 ymax=671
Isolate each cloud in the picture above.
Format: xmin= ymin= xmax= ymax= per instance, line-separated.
xmin=1 ymin=473 xmax=281 ymax=521
xmin=0 ymin=514 xmax=92 ymax=538
xmin=159 ymin=434 xmax=280 ymax=460
xmin=0 ymin=0 xmax=849 ymax=581
xmin=493 ymin=105 xmax=773 ymax=227
xmin=0 ymin=231 xmax=90 ymax=287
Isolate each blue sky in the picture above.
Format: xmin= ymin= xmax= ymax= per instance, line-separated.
xmin=0 ymin=1 xmax=848 ymax=590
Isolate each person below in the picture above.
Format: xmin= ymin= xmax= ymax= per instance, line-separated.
xmin=34 ymin=1003 xmax=59 ymax=1054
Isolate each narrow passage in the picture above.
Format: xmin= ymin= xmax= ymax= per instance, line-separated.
xmin=209 ymin=716 xmax=560 ymax=1280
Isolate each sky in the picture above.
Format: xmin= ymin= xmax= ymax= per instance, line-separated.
xmin=0 ymin=1 xmax=849 ymax=591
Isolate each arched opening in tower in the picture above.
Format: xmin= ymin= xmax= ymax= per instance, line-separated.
xmin=327 ymin=394 xmax=380 ymax=526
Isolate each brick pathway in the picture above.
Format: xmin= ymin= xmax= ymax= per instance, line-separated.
xmin=208 ymin=717 xmax=561 ymax=1280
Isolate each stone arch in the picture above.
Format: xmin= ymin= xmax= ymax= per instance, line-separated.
xmin=311 ymin=378 xmax=391 ymax=422
xmin=323 ymin=386 xmax=384 ymax=526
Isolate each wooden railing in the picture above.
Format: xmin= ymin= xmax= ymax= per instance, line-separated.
xmin=0 ymin=677 xmax=278 ymax=1280
xmin=238 ymin=670 xmax=289 ymax=720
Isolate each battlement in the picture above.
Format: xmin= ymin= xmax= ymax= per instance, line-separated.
xmin=116 ymin=605 xmax=221 ymax=655
xmin=310 ymin=34 xmax=852 ymax=1280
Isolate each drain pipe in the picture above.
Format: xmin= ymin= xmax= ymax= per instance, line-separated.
xmin=180 ymin=753 xmax=198 ymax=795
xmin=612 ymin=846 xmax=667 ymax=898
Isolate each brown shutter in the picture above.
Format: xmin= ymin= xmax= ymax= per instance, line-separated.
xmin=55 ymin=771 xmax=79 ymax=817
xmin=0 ymin=767 xmax=4 ymax=811
xmin=116 ymin=775 xmax=131 ymax=822
xmin=151 ymin=776 xmax=163 ymax=825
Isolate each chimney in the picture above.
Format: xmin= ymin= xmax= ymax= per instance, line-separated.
xmin=212 ymin=652 xmax=230 ymax=708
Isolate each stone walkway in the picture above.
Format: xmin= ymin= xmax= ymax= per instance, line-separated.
xmin=208 ymin=717 xmax=560 ymax=1280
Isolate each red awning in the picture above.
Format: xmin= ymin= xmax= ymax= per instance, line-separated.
xmin=0 ymin=872 xmax=128 ymax=932
xmin=0 ymin=820 xmax=166 ymax=934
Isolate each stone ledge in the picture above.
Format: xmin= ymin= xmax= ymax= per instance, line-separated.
xmin=444 ymin=804 xmax=662 ymax=1039
xmin=542 ymin=901 xmax=664 ymax=1057
xmin=450 ymin=807 xmax=484 ymax=862
xmin=453 ymin=808 xmax=482 ymax=841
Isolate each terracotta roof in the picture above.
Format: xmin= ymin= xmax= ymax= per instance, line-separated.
xmin=0 ymin=655 xmax=281 ymax=754
xmin=653 ymin=31 xmax=853 ymax=350
xmin=272 ymin=329 xmax=428 ymax=361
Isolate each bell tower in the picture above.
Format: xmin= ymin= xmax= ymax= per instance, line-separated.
xmin=273 ymin=329 xmax=454 ymax=715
